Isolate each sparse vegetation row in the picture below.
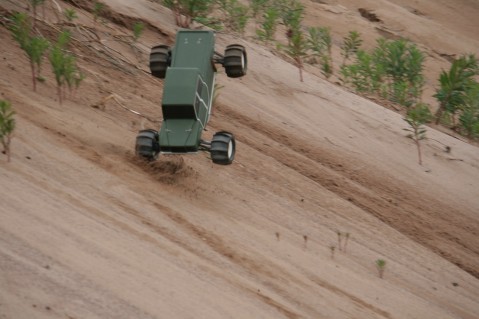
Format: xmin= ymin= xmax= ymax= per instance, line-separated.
xmin=161 ymin=0 xmax=479 ymax=140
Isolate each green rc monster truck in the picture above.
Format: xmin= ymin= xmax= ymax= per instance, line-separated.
xmin=135 ymin=30 xmax=247 ymax=165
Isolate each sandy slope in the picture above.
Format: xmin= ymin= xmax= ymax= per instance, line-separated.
xmin=1 ymin=0 xmax=478 ymax=318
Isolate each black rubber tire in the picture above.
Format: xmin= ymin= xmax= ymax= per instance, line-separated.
xmin=149 ymin=45 xmax=171 ymax=79
xmin=224 ymin=44 xmax=247 ymax=78
xmin=135 ymin=129 xmax=160 ymax=161
xmin=211 ymin=131 xmax=235 ymax=165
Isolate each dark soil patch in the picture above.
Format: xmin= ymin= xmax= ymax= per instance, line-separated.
xmin=358 ymin=8 xmax=382 ymax=23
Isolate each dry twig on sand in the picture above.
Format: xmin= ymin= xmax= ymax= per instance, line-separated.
xmin=91 ymin=93 xmax=160 ymax=124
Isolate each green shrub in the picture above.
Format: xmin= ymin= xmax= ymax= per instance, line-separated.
xmin=163 ymin=0 xmax=214 ymax=28
xmin=9 ymin=13 xmax=50 ymax=91
xmin=342 ymin=38 xmax=425 ymax=107
xmin=320 ymin=54 xmax=333 ymax=79
xmin=285 ymin=28 xmax=307 ymax=81
xmin=256 ymin=6 xmax=279 ymax=41
xmin=434 ymin=54 xmax=478 ymax=125
xmin=341 ymin=31 xmax=362 ymax=67
xmin=49 ymin=31 xmax=84 ymax=104
xmin=391 ymin=80 xmax=410 ymax=106
xmin=28 ymin=0 xmax=45 ymax=27
xmin=250 ymin=0 xmax=270 ymax=18
xmin=341 ymin=50 xmax=384 ymax=93
xmin=373 ymin=38 xmax=425 ymax=106
xmin=459 ymin=109 xmax=479 ymax=138
xmin=306 ymin=27 xmax=333 ymax=78
xmin=219 ymin=0 xmax=249 ymax=33
xmin=308 ymin=27 xmax=331 ymax=56
xmin=458 ymin=82 xmax=479 ymax=138
xmin=93 ymin=1 xmax=105 ymax=23
xmin=279 ymin=0 xmax=304 ymax=30
xmin=278 ymin=2 xmax=307 ymax=81
xmin=193 ymin=16 xmax=223 ymax=30
xmin=376 ymin=259 xmax=386 ymax=278
xmin=64 ymin=8 xmax=78 ymax=22
xmin=132 ymin=22 xmax=145 ymax=41
xmin=0 ymin=100 xmax=15 ymax=162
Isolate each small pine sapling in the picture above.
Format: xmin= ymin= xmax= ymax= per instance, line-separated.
xmin=64 ymin=56 xmax=85 ymax=96
xmin=93 ymin=1 xmax=105 ymax=24
xmin=458 ymin=83 xmax=479 ymax=138
xmin=376 ymin=259 xmax=386 ymax=278
xmin=9 ymin=12 xmax=30 ymax=46
xmin=341 ymin=31 xmax=362 ymax=67
xmin=320 ymin=55 xmax=333 ymax=79
xmin=319 ymin=28 xmax=333 ymax=78
xmin=29 ymin=36 xmax=50 ymax=86
xmin=307 ymin=27 xmax=325 ymax=55
xmin=64 ymin=8 xmax=78 ymax=22
xmin=192 ymin=16 xmax=223 ymax=30
xmin=340 ymin=50 xmax=379 ymax=93
xmin=286 ymin=28 xmax=308 ymax=82
xmin=278 ymin=2 xmax=308 ymax=81
xmin=9 ymin=13 xmax=50 ymax=91
xmin=49 ymin=31 xmax=68 ymax=104
xmin=49 ymin=31 xmax=83 ymax=104
xmin=404 ymin=103 xmax=432 ymax=165
xmin=250 ymin=0 xmax=269 ymax=18
xmin=280 ymin=0 xmax=304 ymax=36
xmin=163 ymin=0 xmax=215 ymax=28
xmin=434 ymin=54 xmax=478 ymax=124
xmin=373 ymin=39 xmax=425 ymax=107
xmin=132 ymin=22 xmax=145 ymax=42
xmin=256 ymin=6 xmax=279 ymax=42
xmin=308 ymin=26 xmax=333 ymax=78
xmin=28 ymin=0 xmax=45 ymax=28
xmin=225 ymin=0 xmax=250 ymax=34
xmin=0 ymin=100 xmax=15 ymax=162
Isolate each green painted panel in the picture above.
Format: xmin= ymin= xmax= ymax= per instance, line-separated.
xmin=162 ymin=68 xmax=198 ymax=108
xmin=172 ymin=30 xmax=215 ymax=79
xmin=159 ymin=119 xmax=202 ymax=150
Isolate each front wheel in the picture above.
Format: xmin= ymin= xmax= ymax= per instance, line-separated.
xmin=149 ymin=45 xmax=171 ymax=79
xmin=223 ymin=44 xmax=247 ymax=78
xmin=211 ymin=131 xmax=235 ymax=165
xmin=135 ymin=129 xmax=160 ymax=161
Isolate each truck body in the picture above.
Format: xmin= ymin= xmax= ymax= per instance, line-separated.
xmin=136 ymin=30 xmax=247 ymax=165
xmin=159 ymin=30 xmax=215 ymax=153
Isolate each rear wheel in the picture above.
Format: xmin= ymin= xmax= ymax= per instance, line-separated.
xmin=224 ymin=44 xmax=247 ymax=78
xmin=149 ymin=45 xmax=171 ymax=79
xmin=211 ymin=131 xmax=235 ymax=165
xmin=135 ymin=129 xmax=160 ymax=161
